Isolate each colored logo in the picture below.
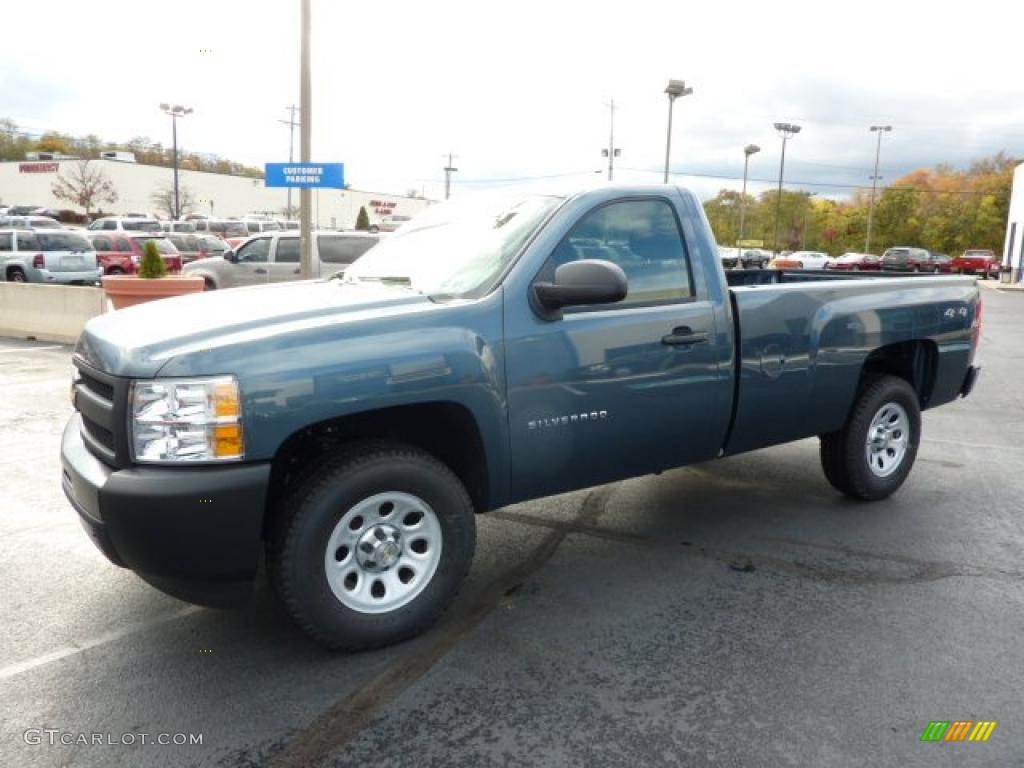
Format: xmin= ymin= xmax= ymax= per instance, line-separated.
xmin=920 ymin=721 xmax=997 ymax=742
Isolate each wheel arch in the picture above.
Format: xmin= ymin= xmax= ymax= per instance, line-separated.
xmin=266 ymin=401 xmax=492 ymax=530
xmin=858 ymin=339 xmax=938 ymax=408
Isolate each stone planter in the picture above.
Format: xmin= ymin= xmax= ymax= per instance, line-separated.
xmin=101 ymin=274 xmax=206 ymax=310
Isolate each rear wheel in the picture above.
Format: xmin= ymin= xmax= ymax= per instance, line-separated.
xmin=203 ymin=278 xmax=216 ymax=291
xmin=7 ymin=268 xmax=26 ymax=283
xmin=108 ymin=267 xmax=125 ymax=276
xmin=267 ymin=442 xmax=476 ymax=650
xmin=819 ymin=375 xmax=920 ymax=501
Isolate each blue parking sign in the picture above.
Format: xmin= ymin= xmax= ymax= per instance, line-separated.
xmin=265 ymin=163 xmax=345 ymax=188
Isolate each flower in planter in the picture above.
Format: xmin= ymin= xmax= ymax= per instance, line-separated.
xmin=138 ymin=240 xmax=168 ymax=279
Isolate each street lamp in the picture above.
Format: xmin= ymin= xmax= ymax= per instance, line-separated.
xmin=663 ymin=79 xmax=693 ymax=183
xmin=159 ymin=103 xmax=193 ymax=220
xmin=865 ymin=125 xmax=892 ymax=253
xmin=738 ymin=143 xmax=760 ymax=245
xmin=772 ymin=122 xmax=801 ymax=252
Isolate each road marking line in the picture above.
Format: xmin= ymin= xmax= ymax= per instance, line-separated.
xmin=0 ymin=345 xmax=64 ymax=354
xmin=0 ymin=605 xmax=201 ymax=682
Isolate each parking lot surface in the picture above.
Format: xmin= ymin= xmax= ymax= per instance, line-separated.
xmin=2 ymin=287 xmax=1023 ymax=767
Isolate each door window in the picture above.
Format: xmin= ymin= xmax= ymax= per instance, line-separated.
xmin=318 ymin=235 xmax=378 ymax=263
xmin=91 ymin=236 xmax=113 ymax=251
xmin=540 ymin=199 xmax=693 ymax=307
xmin=0 ymin=233 xmax=12 ymax=252
xmin=115 ymin=238 xmax=132 ymax=253
xmin=275 ymin=237 xmax=300 ymax=263
xmin=16 ymin=232 xmax=39 ymax=250
xmin=236 ymin=238 xmax=270 ymax=263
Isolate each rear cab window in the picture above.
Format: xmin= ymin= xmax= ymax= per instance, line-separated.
xmin=318 ymin=235 xmax=379 ymax=263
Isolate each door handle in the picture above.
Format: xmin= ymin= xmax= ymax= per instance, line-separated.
xmin=254 ymin=268 xmax=267 ymax=274
xmin=293 ymin=268 xmax=301 ymax=274
xmin=662 ymin=327 xmax=709 ymax=346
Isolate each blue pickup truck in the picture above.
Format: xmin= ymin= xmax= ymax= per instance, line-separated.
xmin=61 ymin=185 xmax=981 ymax=649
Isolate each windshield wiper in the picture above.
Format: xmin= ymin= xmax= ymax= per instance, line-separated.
xmin=353 ymin=275 xmax=413 ymax=285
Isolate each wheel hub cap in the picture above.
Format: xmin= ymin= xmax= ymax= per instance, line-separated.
xmin=865 ymin=402 xmax=910 ymax=478
xmin=356 ymin=525 xmax=402 ymax=572
xmin=323 ymin=491 xmax=443 ymax=615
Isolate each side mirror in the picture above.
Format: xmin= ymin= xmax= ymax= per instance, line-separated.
xmin=223 ymin=249 xmax=237 ymax=263
xmin=532 ymin=259 xmax=627 ymax=320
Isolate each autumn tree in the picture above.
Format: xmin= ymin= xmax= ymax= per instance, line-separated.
xmin=51 ymin=159 xmax=118 ymax=217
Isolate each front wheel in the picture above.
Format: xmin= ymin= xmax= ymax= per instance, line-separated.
xmin=819 ymin=375 xmax=921 ymax=500
xmin=267 ymin=442 xmax=476 ymax=650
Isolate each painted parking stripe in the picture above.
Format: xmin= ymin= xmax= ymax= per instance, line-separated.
xmin=0 ymin=345 xmax=64 ymax=354
xmin=0 ymin=605 xmax=201 ymax=682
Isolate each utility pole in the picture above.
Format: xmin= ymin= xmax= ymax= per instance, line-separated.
xmin=602 ymin=100 xmax=620 ymax=181
xmin=442 ymin=152 xmax=458 ymax=200
xmin=772 ymin=122 xmax=801 ymax=253
xmin=280 ymin=104 xmax=299 ymax=218
xmin=865 ymin=125 xmax=892 ymax=254
xmin=299 ymin=0 xmax=313 ymax=279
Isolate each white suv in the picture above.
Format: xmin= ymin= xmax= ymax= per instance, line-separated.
xmin=88 ymin=217 xmax=163 ymax=233
xmin=0 ymin=228 xmax=101 ymax=284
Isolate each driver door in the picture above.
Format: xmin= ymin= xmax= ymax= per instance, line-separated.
xmin=232 ymin=237 xmax=272 ymax=286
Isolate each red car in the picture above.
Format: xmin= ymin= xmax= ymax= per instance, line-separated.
xmin=950 ymin=249 xmax=1000 ymax=279
xmin=826 ymin=252 xmax=882 ymax=271
xmin=87 ymin=232 xmax=183 ymax=275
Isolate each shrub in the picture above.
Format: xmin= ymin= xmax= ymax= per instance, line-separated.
xmin=138 ymin=239 xmax=167 ymax=279
xmin=355 ymin=206 xmax=370 ymax=231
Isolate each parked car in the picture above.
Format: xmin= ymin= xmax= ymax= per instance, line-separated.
xmin=160 ymin=220 xmax=197 ymax=233
xmin=769 ymin=250 xmax=830 ymax=270
xmin=166 ymin=233 xmax=228 ymax=264
xmin=718 ymin=246 xmax=740 ymax=269
xmin=826 ymin=252 xmax=882 ymax=271
xmin=62 ymin=184 xmax=981 ymax=649
xmin=740 ymin=248 xmax=771 ymax=269
xmin=950 ymin=249 xmax=1000 ymax=279
xmin=183 ymin=230 xmax=379 ymax=289
xmin=88 ymin=217 xmax=163 ymax=233
xmin=881 ymin=246 xmax=928 ymax=272
xmin=0 ymin=228 xmax=101 ymax=284
xmin=930 ymin=253 xmax=953 ymax=273
xmin=369 ymin=214 xmax=413 ymax=233
xmin=242 ymin=219 xmax=282 ymax=234
xmin=192 ymin=218 xmax=249 ymax=239
xmin=0 ymin=215 xmax=63 ymax=229
xmin=86 ymin=232 xmax=183 ymax=275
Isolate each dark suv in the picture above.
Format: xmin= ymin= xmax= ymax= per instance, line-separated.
xmin=881 ymin=246 xmax=929 ymax=272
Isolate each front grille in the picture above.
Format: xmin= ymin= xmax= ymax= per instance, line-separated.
xmin=73 ymin=358 xmax=130 ymax=468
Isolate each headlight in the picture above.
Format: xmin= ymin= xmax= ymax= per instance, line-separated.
xmin=130 ymin=376 xmax=244 ymax=463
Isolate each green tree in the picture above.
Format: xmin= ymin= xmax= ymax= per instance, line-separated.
xmin=138 ymin=240 xmax=168 ymax=279
xmin=355 ymin=206 xmax=370 ymax=231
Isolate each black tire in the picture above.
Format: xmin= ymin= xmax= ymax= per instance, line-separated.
xmin=108 ymin=267 xmax=125 ymax=276
xmin=819 ymin=375 xmax=921 ymax=501
xmin=368 ymin=225 xmax=379 ymax=234
xmin=203 ymin=278 xmax=216 ymax=291
xmin=8 ymin=268 xmax=26 ymax=283
xmin=267 ymin=441 xmax=476 ymax=650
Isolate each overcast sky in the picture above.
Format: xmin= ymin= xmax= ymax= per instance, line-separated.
xmin=2 ymin=0 xmax=1022 ymax=201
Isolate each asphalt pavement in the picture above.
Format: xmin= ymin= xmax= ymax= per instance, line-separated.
xmin=1 ymin=287 xmax=1023 ymax=767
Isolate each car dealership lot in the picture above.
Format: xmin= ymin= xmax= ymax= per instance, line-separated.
xmin=2 ymin=288 xmax=1023 ymax=767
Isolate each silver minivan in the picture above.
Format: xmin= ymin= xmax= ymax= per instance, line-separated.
xmin=183 ymin=231 xmax=379 ymax=289
xmin=0 ymin=228 xmax=101 ymax=284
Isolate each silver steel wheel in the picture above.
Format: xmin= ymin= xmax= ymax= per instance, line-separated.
xmin=865 ymin=402 xmax=910 ymax=478
xmin=323 ymin=491 xmax=443 ymax=615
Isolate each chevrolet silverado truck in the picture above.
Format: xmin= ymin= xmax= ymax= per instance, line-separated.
xmin=61 ymin=185 xmax=982 ymax=649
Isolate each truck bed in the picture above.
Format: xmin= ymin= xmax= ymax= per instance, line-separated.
xmin=723 ymin=272 xmax=978 ymax=455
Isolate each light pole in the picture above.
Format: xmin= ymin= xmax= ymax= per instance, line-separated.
xmin=738 ymin=143 xmax=760 ymax=245
xmin=865 ymin=125 xmax=892 ymax=254
xmin=280 ymin=105 xmax=300 ymax=218
xmin=159 ymin=103 xmax=193 ymax=219
xmin=442 ymin=152 xmax=458 ymax=200
xmin=601 ymin=99 xmax=620 ymax=181
xmin=772 ymin=122 xmax=801 ymax=253
xmin=299 ymin=0 xmax=313 ymax=279
xmin=663 ymin=80 xmax=693 ymax=183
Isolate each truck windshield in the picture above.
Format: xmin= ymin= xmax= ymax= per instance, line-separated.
xmin=344 ymin=194 xmax=563 ymax=297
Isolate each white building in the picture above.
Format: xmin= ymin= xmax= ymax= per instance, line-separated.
xmin=0 ymin=158 xmax=432 ymax=229
xmin=1004 ymin=161 xmax=1024 ymax=282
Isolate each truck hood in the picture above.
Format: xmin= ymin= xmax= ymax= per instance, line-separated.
xmin=75 ymin=279 xmax=438 ymax=377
